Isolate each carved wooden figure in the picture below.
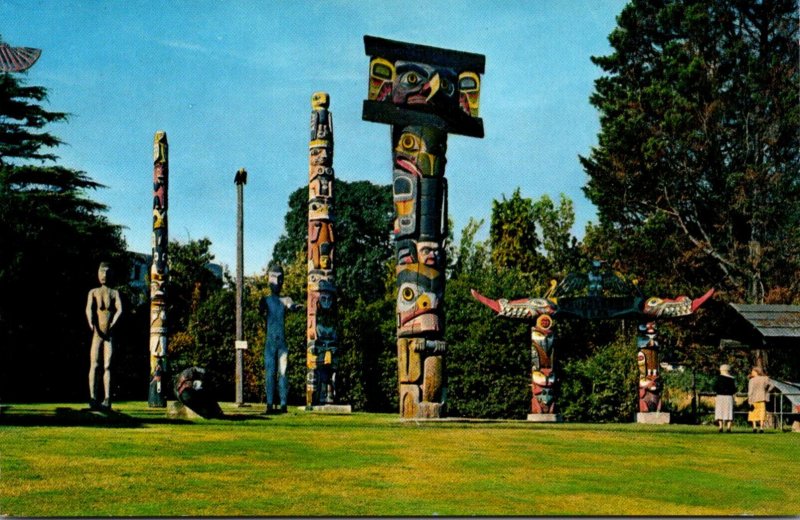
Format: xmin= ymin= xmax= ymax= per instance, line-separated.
xmin=363 ymin=36 xmax=485 ymax=418
xmin=148 ymin=130 xmax=169 ymax=407
xmin=307 ymin=92 xmax=339 ymax=407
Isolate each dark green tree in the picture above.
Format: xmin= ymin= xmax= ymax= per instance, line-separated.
xmin=166 ymin=238 xmax=224 ymax=331
xmin=0 ymin=70 xmax=127 ymax=402
xmin=272 ymin=179 xmax=393 ymax=305
xmin=165 ymin=238 xmax=232 ymax=397
xmin=581 ymin=0 xmax=800 ymax=305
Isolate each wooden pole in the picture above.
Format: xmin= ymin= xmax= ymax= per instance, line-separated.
xmin=234 ymin=168 xmax=247 ymax=406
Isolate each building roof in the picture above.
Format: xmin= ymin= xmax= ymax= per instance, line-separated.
xmin=729 ymin=304 xmax=800 ymax=338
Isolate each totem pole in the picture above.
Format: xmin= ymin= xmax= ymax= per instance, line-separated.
xmin=149 ymin=130 xmax=169 ymax=407
xmin=363 ymin=36 xmax=485 ymax=418
xmin=472 ymin=260 xmax=714 ymax=422
xmin=306 ymin=92 xmax=342 ymax=409
xmin=471 ymin=291 xmax=559 ymax=420
xmin=636 ymin=322 xmax=660 ymax=414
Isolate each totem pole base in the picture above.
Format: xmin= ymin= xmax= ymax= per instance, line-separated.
xmin=167 ymin=401 xmax=201 ymax=419
xmin=636 ymin=412 xmax=670 ymax=424
xmin=416 ymin=402 xmax=444 ymax=419
xmin=148 ymin=382 xmax=167 ymax=408
xmin=300 ymin=404 xmax=352 ymax=414
xmin=526 ymin=413 xmax=562 ymax=423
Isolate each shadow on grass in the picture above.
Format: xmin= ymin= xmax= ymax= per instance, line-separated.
xmin=0 ymin=406 xmax=193 ymax=428
xmin=0 ymin=405 xmax=273 ymax=427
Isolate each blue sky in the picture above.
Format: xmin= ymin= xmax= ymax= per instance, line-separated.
xmin=3 ymin=1 xmax=627 ymax=276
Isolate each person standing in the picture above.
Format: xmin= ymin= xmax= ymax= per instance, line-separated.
xmin=713 ymin=364 xmax=736 ymax=433
xmin=747 ymin=366 xmax=774 ymax=433
xmin=259 ymin=264 xmax=302 ymax=414
xmin=85 ymin=262 xmax=123 ymax=411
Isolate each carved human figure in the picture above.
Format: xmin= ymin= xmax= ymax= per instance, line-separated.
xmin=85 ymin=262 xmax=123 ymax=411
xmin=259 ymin=264 xmax=302 ymax=413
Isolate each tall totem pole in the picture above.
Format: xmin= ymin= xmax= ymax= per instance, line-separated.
xmin=306 ymin=92 xmax=341 ymax=409
xmin=362 ymin=36 xmax=485 ymax=418
xmin=149 ymin=131 xmax=169 ymax=407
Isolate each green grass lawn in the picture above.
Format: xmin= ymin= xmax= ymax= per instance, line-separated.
xmin=1 ymin=402 xmax=798 ymax=517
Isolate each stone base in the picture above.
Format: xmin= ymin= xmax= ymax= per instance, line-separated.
xmin=417 ymin=402 xmax=444 ymax=419
xmin=167 ymin=401 xmax=201 ymax=419
xmin=301 ymin=404 xmax=352 ymax=414
xmin=792 ymin=420 xmax=800 ymax=433
xmin=526 ymin=413 xmax=562 ymax=423
xmin=636 ymin=412 xmax=670 ymax=424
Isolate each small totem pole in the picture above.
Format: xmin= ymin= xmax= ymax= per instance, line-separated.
xmin=307 ymin=92 xmax=340 ymax=408
xmin=471 ymin=290 xmax=559 ymax=419
xmin=149 ymin=130 xmax=169 ymax=407
xmin=473 ymin=260 xmax=714 ymax=423
xmin=363 ymin=36 xmax=485 ymax=418
xmin=636 ymin=322 xmax=661 ymax=413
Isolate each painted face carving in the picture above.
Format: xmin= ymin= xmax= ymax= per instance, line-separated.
xmin=392 ymin=171 xmax=417 ymax=237
xmin=458 ymin=71 xmax=481 ymax=117
xmin=394 ymin=131 xmax=441 ymax=177
xmin=392 ymin=61 xmax=458 ymax=111
xmin=311 ymin=92 xmax=330 ymax=109
xmin=318 ymin=290 xmax=334 ymax=311
xmin=368 ymin=57 xmax=395 ymax=101
xmin=309 ymin=199 xmax=331 ymax=221
xmin=309 ymin=144 xmax=331 ymax=166
xmin=416 ymin=241 xmax=440 ymax=267
xmin=396 ymin=265 xmax=443 ymax=336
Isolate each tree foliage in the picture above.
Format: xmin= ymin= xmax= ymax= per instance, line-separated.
xmin=0 ymin=71 xmax=127 ymax=402
xmin=581 ymin=0 xmax=800 ymax=304
xmin=489 ymin=188 xmax=545 ymax=274
xmin=271 ymin=179 xmax=393 ymax=305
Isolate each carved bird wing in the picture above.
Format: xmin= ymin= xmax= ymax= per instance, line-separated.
xmin=470 ymin=289 xmax=555 ymax=320
xmin=0 ymin=43 xmax=41 ymax=72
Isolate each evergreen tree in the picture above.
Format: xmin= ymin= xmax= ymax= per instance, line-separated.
xmin=581 ymin=0 xmax=800 ymax=304
xmin=0 ymin=71 xmax=127 ymax=401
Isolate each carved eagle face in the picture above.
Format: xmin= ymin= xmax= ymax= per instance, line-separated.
xmin=391 ymin=61 xmax=459 ymax=112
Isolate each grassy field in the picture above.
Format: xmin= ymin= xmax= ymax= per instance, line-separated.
xmin=1 ymin=402 xmax=798 ymax=517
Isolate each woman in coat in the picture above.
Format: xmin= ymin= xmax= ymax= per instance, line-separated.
xmin=713 ymin=364 xmax=736 ymax=433
xmin=747 ymin=366 xmax=774 ymax=433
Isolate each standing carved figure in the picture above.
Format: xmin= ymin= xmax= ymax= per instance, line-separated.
xmin=363 ymin=35 xmax=485 ymax=418
xmin=260 ymin=264 xmax=302 ymax=413
xmin=307 ymin=92 xmax=340 ymax=407
xmin=85 ymin=262 xmax=122 ymax=411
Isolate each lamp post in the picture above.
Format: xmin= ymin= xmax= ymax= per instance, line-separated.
xmin=234 ymin=167 xmax=248 ymax=406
